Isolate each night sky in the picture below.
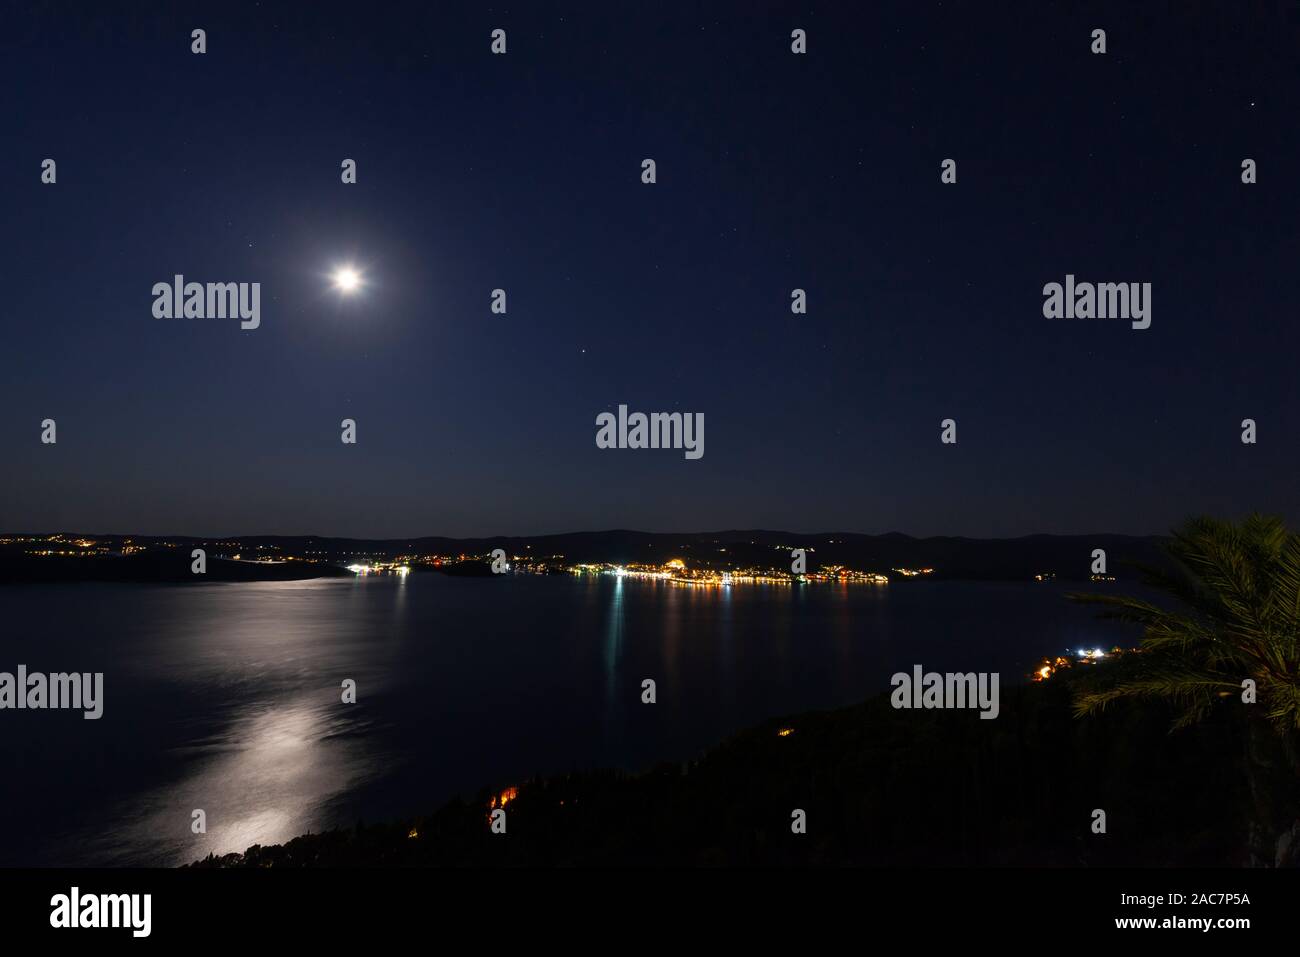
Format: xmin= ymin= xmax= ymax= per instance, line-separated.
xmin=3 ymin=1 xmax=1297 ymax=539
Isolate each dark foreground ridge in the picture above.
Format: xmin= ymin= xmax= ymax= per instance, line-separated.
xmin=189 ymin=660 xmax=1249 ymax=867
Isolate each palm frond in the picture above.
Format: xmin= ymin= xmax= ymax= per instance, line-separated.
xmin=1068 ymin=515 xmax=1300 ymax=735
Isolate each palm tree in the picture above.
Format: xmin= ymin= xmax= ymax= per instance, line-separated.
xmin=1070 ymin=514 xmax=1300 ymax=866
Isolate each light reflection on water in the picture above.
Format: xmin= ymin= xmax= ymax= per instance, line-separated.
xmin=0 ymin=575 xmax=1133 ymax=866
xmin=73 ymin=694 xmax=380 ymax=866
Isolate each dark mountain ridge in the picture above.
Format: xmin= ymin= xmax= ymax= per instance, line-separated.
xmin=0 ymin=529 xmax=1170 ymax=582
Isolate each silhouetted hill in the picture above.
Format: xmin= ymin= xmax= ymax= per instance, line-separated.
xmin=250 ymin=528 xmax=1171 ymax=579
xmin=0 ymin=550 xmax=350 ymax=584
xmin=189 ymin=661 xmax=1246 ymax=867
xmin=1 ymin=529 xmax=1171 ymax=582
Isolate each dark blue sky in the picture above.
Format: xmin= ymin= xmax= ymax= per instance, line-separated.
xmin=3 ymin=1 xmax=1297 ymax=538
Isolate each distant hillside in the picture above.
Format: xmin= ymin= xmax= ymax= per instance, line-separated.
xmin=0 ymin=529 xmax=1170 ymax=582
xmin=0 ymin=550 xmax=350 ymax=584
xmin=2 ymin=530 xmax=1170 ymax=582
xmin=445 ymin=529 xmax=1168 ymax=580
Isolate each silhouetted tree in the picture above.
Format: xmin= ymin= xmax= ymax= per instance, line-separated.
xmin=1071 ymin=514 xmax=1300 ymax=866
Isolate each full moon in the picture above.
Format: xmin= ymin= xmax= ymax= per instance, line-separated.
xmin=333 ymin=267 xmax=361 ymax=293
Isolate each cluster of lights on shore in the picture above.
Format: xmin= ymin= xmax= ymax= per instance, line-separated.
xmin=594 ymin=559 xmax=902 ymax=588
xmin=348 ymin=563 xmax=409 ymax=576
xmin=1034 ymin=647 xmax=1118 ymax=681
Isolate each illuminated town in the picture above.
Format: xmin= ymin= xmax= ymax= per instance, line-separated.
xmin=0 ymin=534 xmax=935 ymax=587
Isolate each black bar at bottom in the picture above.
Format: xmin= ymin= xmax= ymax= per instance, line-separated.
xmin=0 ymin=866 xmax=1286 ymax=943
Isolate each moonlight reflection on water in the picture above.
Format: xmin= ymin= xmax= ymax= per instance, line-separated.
xmin=2 ymin=575 xmax=1128 ymax=865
